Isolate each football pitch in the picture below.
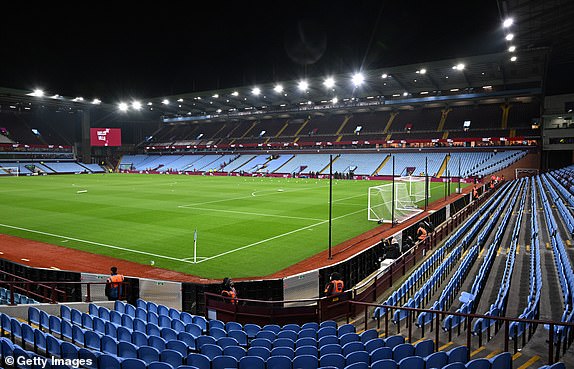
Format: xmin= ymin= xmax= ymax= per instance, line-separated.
xmin=0 ymin=174 xmax=465 ymax=279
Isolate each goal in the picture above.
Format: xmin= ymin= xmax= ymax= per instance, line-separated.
xmin=368 ymin=182 xmax=424 ymax=223
xmin=396 ymin=176 xmax=428 ymax=203
xmin=0 ymin=166 xmax=19 ymax=177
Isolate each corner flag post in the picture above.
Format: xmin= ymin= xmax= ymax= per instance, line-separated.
xmin=193 ymin=229 xmax=198 ymax=264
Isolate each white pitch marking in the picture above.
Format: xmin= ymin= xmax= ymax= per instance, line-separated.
xmin=195 ymin=207 xmax=366 ymax=264
xmin=179 ymin=184 xmax=329 ymax=208
xmin=0 ymin=223 xmax=194 ymax=264
xmin=179 ymin=206 xmax=324 ymax=222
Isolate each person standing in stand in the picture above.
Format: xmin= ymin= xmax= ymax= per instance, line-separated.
xmin=105 ymin=266 xmax=124 ymax=301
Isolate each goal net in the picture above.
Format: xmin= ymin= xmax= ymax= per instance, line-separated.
xmin=368 ymin=182 xmax=424 ymax=223
xmin=0 ymin=166 xmax=19 ymax=177
xmin=396 ymin=176 xmax=428 ymax=203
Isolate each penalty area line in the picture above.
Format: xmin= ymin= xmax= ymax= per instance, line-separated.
xmin=0 ymin=223 xmax=195 ymax=265
xmin=195 ymin=207 xmax=366 ymax=264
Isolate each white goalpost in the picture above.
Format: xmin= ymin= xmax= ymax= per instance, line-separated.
xmin=368 ymin=181 xmax=424 ymax=223
xmin=396 ymin=176 xmax=429 ymax=203
xmin=0 ymin=166 xmax=19 ymax=177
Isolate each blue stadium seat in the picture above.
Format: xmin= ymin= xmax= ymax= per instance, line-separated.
xmin=414 ymin=339 xmax=434 ymax=357
xmin=209 ymin=326 xmax=227 ymax=340
xmin=212 ymin=355 xmax=238 ymax=369
xmin=337 ymin=324 xmax=356 ymax=337
xmin=217 ymin=336 xmax=239 ymax=349
xmin=364 ymin=338 xmax=385 ymax=354
xmin=196 ymin=335 xmax=217 ymax=349
xmin=132 ymin=331 xmax=148 ymax=347
xmin=102 ymin=335 xmax=118 ymax=356
xmin=320 ymin=343 xmax=342 ymax=356
xmin=228 ymin=329 xmax=248 ymax=347
xmin=243 ymin=323 xmax=261 ymax=339
xmin=392 ymin=343 xmax=414 ymax=362
xmin=177 ymin=331 xmax=196 ymax=351
xmin=339 ymin=333 xmax=360 ymax=347
xmin=185 ymin=323 xmax=203 ymax=338
xmin=84 ymin=330 xmax=101 ymax=351
xmin=302 ymin=322 xmax=319 ymax=331
xmin=398 ymin=356 xmax=424 ymax=369
xmin=186 ymin=353 xmax=211 ymax=369
xmin=447 ymin=346 xmax=469 ymax=364
xmin=342 ymin=341 xmax=364 ymax=357
xmin=171 ymin=318 xmax=185 ymax=332
xmin=224 ymin=345 xmax=246 ymax=361
xmin=425 ymin=351 xmax=448 ymax=369
xmin=160 ymin=327 xmax=178 ymax=342
xmin=296 ymin=337 xmax=318 ymax=348
xmin=319 ymin=335 xmax=339 ymax=348
xmin=318 ymin=327 xmax=338 ymax=339
xmin=267 ymin=354 xmax=293 ymax=369
xmin=247 ymin=346 xmax=271 ymax=360
xmin=200 ymin=343 xmax=223 ymax=360
xmin=283 ymin=323 xmax=301 ymax=333
xmin=118 ymin=341 xmax=138 ymax=359
xmin=239 ymin=356 xmax=266 ymax=369
xmin=60 ymin=341 xmax=79 ymax=360
xmin=121 ymin=357 xmax=147 ymax=369
xmin=226 ymin=321 xmax=243 ymax=332
xmin=98 ymin=353 xmax=122 ymax=369
xmin=273 ymin=337 xmax=295 ymax=349
xmin=298 ymin=328 xmax=317 ymax=340
xmin=383 ymin=335 xmax=404 ymax=349
xmin=465 ymin=358 xmax=490 ymax=369
xmin=277 ymin=330 xmax=298 ymax=341
xmin=319 ymin=353 xmax=346 ymax=369
xmin=250 ymin=337 xmax=273 ymax=350
xmin=345 ymin=350 xmax=370 ymax=366
xmin=78 ymin=347 xmax=100 ymax=369
xmin=160 ymin=348 xmax=184 ymax=368
xmin=28 ymin=306 xmax=41 ymax=326
xmin=137 ymin=345 xmax=160 ymax=365
xmin=271 ymin=346 xmax=295 ymax=360
xmin=292 ymin=354 xmax=319 ymax=369
xmin=488 ymin=352 xmax=511 ymax=369
xmin=148 ymin=335 xmax=167 ymax=351
xmin=295 ymin=345 xmax=319 ymax=358
xmin=359 ymin=329 xmax=378 ymax=344
xmin=371 ymin=358 xmax=397 ymax=369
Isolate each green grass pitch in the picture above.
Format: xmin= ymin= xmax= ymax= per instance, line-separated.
xmin=0 ymin=174 xmax=466 ymax=279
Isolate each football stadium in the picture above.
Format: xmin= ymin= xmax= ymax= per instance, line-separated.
xmin=0 ymin=1 xmax=573 ymax=368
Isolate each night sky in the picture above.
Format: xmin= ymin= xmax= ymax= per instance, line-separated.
xmin=0 ymin=1 xmax=504 ymax=100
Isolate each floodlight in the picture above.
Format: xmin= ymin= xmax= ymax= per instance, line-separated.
xmin=118 ymin=102 xmax=129 ymax=111
xmin=298 ymin=80 xmax=309 ymax=91
xmin=162 ymin=99 xmax=169 ymax=105
xmin=274 ymin=84 xmax=284 ymax=93
xmin=416 ymin=68 xmax=427 ymax=75
xmin=92 ymin=98 xmax=101 ymax=105
xmin=510 ymin=56 xmax=517 ymax=62
xmin=147 ymin=102 xmax=153 ymax=106
xmin=402 ymin=91 xmax=408 ymax=96
xmin=352 ymin=73 xmax=364 ymax=87
xmin=132 ymin=101 xmax=142 ymax=110
xmin=231 ymin=91 xmax=239 ymax=96
xmin=453 ymin=63 xmax=465 ymax=71
xmin=503 ymin=18 xmax=513 ymax=28
xmin=212 ymin=94 xmax=219 ymax=98
xmin=177 ymin=98 xmax=184 ymax=102
xmin=505 ymin=33 xmax=514 ymax=41
xmin=508 ymin=45 xmax=516 ymax=52
xmin=332 ymin=97 xmax=338 ymax=104
xmin=32 ymin=89 xmax=44 ymax=97
xmin=252 ymin=87 xmax=261 ymax=96
xmin=216 ymin=109 xmax=222 ymax=113
xmin=323 ymin=77 xmax=335 ymax=88
xmin=381 ymin=73 xmax=388 ymax=79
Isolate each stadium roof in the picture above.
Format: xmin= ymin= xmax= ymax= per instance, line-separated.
xmin=0 ymin=48 xmax=547 ymax=122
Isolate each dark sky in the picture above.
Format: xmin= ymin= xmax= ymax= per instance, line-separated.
xmin=0 ymin=1 xmax=503 ymax=100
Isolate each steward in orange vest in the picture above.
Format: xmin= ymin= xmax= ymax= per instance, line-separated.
xmin=416 ymin=223 xmax=428 ymax=242
xmin=221 ymin=277 xmax=238 ymax=304
xmin=105 ymin=266 xmax=124 ymax=301
xmin=324 ymin=272 xmax=344 ymax=296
